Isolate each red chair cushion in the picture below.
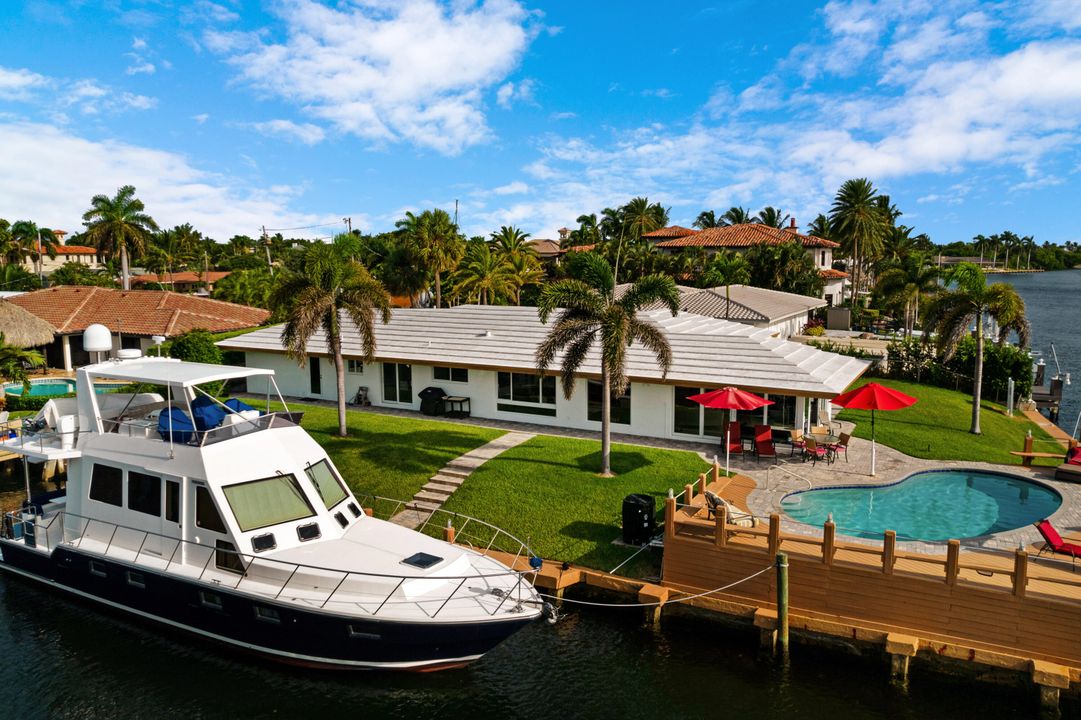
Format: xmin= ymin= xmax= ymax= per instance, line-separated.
xmin=1067 ymin=447 xmax=1081 ymax=466
xmin=1037 ymin=520 xmax=1064 ymax=548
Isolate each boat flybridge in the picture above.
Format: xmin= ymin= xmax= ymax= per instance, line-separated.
xmin=0 ymin=338 xmax=543 ymax=670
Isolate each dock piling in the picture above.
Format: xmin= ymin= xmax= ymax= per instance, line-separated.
xmin=776 ymin=552 xmax=789 ymax=657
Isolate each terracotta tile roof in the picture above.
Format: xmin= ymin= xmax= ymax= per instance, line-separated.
xmin=526 ymin=239 xmax=562 ymax=257
xmin=55 ymin=245 xmax=97 ymax=255
xmin=654 ymin=223 xmax=839 ymax=249
xmin=130 ymin=271 xmax=231 ymax=285
xmin=642 ymin=226 xmax=699 ymax=239
xmin=563 ymin=243 xmax=596 ymax=253
xmin=819 ymin=268 xmax=849 ymax=279
xmin=8 ymin=286 xmax=269 ymax=337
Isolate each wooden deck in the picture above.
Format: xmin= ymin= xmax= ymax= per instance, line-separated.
xmin=662 ymin=479 xmax=1081 ymax=679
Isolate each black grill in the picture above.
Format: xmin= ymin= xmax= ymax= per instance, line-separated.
xmin=622 ymin=493 xmax=656 ymax=545
xmin=418 ymin=386 xmax=447 ymax=416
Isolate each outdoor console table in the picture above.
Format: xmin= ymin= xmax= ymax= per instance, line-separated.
xmin=445 ymin=396 xmax=471 ymax=418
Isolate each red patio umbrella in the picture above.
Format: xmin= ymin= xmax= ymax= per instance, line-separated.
xmin=688 ymin=387 xmax=774 ymax=474
xmin=830 ymin=382 xmax=917 ymax=476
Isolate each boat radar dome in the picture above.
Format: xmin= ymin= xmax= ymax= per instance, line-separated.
xmin=83 ymin=324 xmax=112 ymax=353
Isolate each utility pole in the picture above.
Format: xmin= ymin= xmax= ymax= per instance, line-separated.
xmin=454 ymin=200 xmax=458 ymax=228
xmin=343 ymin=217 xmax=352 ymax=234
xmin=262 ymin=225 xmax=274 ymax=276
xmin=36 ymin=229 xmax=43 ymax=286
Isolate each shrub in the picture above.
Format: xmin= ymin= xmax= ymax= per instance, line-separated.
xmin=884 ymin=337 xmax=1033 ymax=401
xmin=167 ymin=329 xmax=222 ymax=365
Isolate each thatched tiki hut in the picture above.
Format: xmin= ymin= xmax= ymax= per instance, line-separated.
xmin=0 ymin=300 xmax=57 ymax=348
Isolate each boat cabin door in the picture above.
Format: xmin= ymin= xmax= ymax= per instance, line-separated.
xmin=162 ymin=475 xmax=183 ymax=559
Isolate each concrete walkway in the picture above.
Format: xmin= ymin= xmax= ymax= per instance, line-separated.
xmin=391 ymin=430 xmax=535 ymax=529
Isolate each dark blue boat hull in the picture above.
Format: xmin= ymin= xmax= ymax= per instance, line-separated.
xmin=0 ymin=540 xmax=536 ymax=670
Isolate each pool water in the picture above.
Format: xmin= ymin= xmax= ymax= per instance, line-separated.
xmin=781 ymin=470 xmax=1062 ymax=541
xmin=3 ymin=380 xmax=130 ymax=397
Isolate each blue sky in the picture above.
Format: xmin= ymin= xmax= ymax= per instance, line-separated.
xmin=2 ymin=0 xmax=1081 ymax=245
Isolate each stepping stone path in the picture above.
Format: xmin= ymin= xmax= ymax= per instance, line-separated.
xmin=390 ymin=431 xmax=535 ymax=529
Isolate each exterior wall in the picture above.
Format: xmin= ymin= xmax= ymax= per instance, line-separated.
xmin=239 ymin=351 xmax=818 ymax=442
xmin=31 ymin=252 xmax=103 ymax=274
xmin=762 ymin=312 xmax=809 ymax=339
xmin=822 ymin=277 xmax=845 ymax=307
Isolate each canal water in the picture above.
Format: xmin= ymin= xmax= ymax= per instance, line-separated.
xmin=998 ymin=269 xmax=1080 ymax=436
xmin=0 ymin=573 xmax=1053 ymax=719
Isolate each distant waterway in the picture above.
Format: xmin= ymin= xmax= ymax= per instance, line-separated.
xmin=0 ymin=575 xmax=1054 ymax=719
xmin=997 ymin=269 xmax=1080 ymax=436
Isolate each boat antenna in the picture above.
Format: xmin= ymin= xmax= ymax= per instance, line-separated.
xmin=116 ymin=317 xmax=123 ymax=359
xmin=1051 ymin=343 xmax=1062 ymax=376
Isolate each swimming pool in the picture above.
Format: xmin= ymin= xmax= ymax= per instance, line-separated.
xmin=3 ymin=379 xmax=131 ymax=397
xmin=780 ymin=470 xmax=1062 ymax=542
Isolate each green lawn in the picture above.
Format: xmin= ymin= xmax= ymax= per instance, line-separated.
xmin=439 ymin=434 xmax=710 ymax=576
xmin=278 ymin=401 xmax=502 ymax=500
xmin=836 ymin=378 xmax=1061 ymax=466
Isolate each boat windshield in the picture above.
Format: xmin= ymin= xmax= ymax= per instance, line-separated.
xmin=305 ymin=459 xmax=349 ymax=510
xmin=222 ymin=474 xmax=316 ymax=532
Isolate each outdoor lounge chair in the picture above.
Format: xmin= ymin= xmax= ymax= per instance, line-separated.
xmin=1035 ymin=519 xmax=1081 ymax=568
xmin=725 ymin=421 xmax=742 ymax=456
xmin=804 ymin=437 xmax=832 ymax=466
xmin=830 ymin=432 xmax=851 ymax=463
xmin=704 ymin=491 xmax=757 ymax=528
xmin=753 ymin=424 xmax=777 ymax=463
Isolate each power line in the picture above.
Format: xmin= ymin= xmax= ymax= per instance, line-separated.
xmin=263 ymin=220 xmax=347 ymax=233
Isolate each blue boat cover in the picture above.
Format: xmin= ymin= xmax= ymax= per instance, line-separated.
xmin=190 ymin=395 xmax=227 ymax=432
xmin=223 ymin=398 xmax=256 ymax=414
xmin=158 ymin=407 xmax=195 ymax=443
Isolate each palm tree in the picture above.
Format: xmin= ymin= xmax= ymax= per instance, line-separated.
xmin=829 ymin=178 xmax=886 ymax=307
xmin=10 ymin=221 xmax=59 ymax=276
xmin=570 ymin=213 xmax=602 ymax=247
xmin=227 ymin=235 xmax=254 ymax=256
xmin=490 ymin=225 xmax=532 ymax=258
xmin=720 ymin=206 xmax=752 ymax=226
xmin=693 ymin=210 xmax=719 ymax=229
xmin=0 ymin=333 xmax=46 ymax=393
xmin=807 ymin=214 xmax=833 ymax=240
xmin=923 ymin=263 xmax=1029 ymax=434
xmin=0 ymin=263 xmax=40 ymax=291
xmin=506 ymin=252 xmax=545 ymax=305
xmin=269 ymin=243 xmax=391 ymax=437
xmin=396 ymin=209 xmax=464 ymax=308
xmin=450 ymin=241 xmax=515 ymax=305
xmin=212 ymin=267 xmax=274 ymax=309
xmin=745 ymin=241 xmax=824 ymax=297
xmin=699 ymin=249 xmax=751 ymax=319
xmin=82 ymin=185 xmax=159 ymax=290
xmin=754 ymin=206 xmax=790 ymax=228
xmin=536 ymin=253 xmax=679 ymax=475
xmin=874 ymin=252 xmax=939 ymax=338
xmin=622 ymin=197 xmax=669 ymax=240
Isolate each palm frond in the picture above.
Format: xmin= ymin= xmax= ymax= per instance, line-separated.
xmin=536 ymin=279 xmax=604 ymax=322
xmin=627 ymin=317 xmax=672 ymax=377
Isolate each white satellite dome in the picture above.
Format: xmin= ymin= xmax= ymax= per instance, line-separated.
xmin=82 ymin=323 xmax=113 ymax=353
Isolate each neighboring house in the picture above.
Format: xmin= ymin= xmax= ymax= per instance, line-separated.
xmin=617 ymin=283 xmax=825 ymax=338
xmin=652 ymin=221 xmax=849 ymax=305
xmin=641 ymin=226 xmax=698 ymax=243
xmin=220 ymin=305 xmax=869 ymax=442
xmin=130 ymin=271 xmax=232 ymax=293
xmin=27 ymin=244 xmax=103 ymax=275
xmin=8 ymin=286 xmax=270 ymax=370
xmin=526 ymin=239 xmax=563 ymax=264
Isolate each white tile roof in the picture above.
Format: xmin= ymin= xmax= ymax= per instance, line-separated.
xmin=219 ymin=305 xmax=869 ymax=397
xmin=616 ymin=283 xmax=825 ymax=324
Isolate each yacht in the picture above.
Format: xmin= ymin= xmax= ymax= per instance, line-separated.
xmin=0 ymin=327 xmax=542 ymax=670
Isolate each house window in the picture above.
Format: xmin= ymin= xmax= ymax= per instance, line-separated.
xmin=89 ymin=464 xmax=123 ymax=507
xmin=497 ymin=372 xmax=556 ymax=416
xmin=766 ymin=394 xmax=796 ymax=428
xmin=128 ymin=471 xmax=161 ymax=517
xmin=347 ymin=359 xmax=364 ymax=374
xmin=820 ymin=251 xmax=826 ymax=267
xmin=382 ymin=363 xmax=413 ymax=404
xmin=433 ymin=366 xmax=468 ymax=383
xmin=587 ymin=381 xmax=631 ymax=425
xmin=673 ymin=387 xmax=725 ymax=438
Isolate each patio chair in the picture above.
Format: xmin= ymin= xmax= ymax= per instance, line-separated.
xmin=704 ymin=491 xmax=757 ymax=528
xmin=753 ymin=424 xmax=777 ymax=463
xmin=830 ymin=432 xmax=851 ymax=463
xmin=1035 ymin=519 xmax=1081 ymax=569
xmin=789 ymin=428 xmax=806 ymax=457
xmin=725 ymin=421 xmax=742 ymax=456
xmin=810 ymin=425 xmax=830 ymax=436
xmin=804 ymin=437 xmax=832 ymax=466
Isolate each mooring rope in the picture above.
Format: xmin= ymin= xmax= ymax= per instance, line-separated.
xmin=534 ymin=564 xmax=774 ymax=609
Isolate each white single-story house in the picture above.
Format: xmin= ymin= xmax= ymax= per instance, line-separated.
xmin=623 ymin=283 xmax=826 ymax=339
xmin=219 ymin=305 xmax=869 ymax=444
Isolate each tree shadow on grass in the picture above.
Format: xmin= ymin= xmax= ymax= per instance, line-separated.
xmin=487 ymin=449 xmax=653 ymax=476
xmin=560 ymin=519 xmax=620 ymax=542
xmin=313 ymin=428 xmax=494 ymax=479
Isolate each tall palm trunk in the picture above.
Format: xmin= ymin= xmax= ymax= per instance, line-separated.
xmin=971 ymin=312 xmax=984 ymax=435
xmin=600 ymin=365 xmax=612 ymax=477
xmin=120 ymin=244 xmax=131 ymax=290
xmin=330 ymin=333 xmax=347 ymax=437
xmin=434 ymin=271 xmax=442 ymax=308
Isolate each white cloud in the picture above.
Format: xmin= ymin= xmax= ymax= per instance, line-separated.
xmin=492 ymin=180 xmax=528 ymax=195
xmin=550 ymin=111 xmax=576 ymax=120
xmin=0 ymin=121 xmax=325 ymax=241
xmin=181 ymin=0 xmax=240 ymax=25
xmin=206 ymin=0 xmax=539 ymax=155
xmin=132 ymin=37 xmax=148 ymax=50
xmin=192 ymin=113 xmax=209 ymax=124
xmin=248 ymin=119 xmax=326 ymax=145
xmin=0 ymin=66 xmax=50 ymax=100
xmin=64 ymin=80 xmax=157 ymax=114
xmin=126 ymin=61 xmax=156 ymax=75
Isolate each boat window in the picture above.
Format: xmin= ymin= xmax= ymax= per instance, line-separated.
xmin=348 ymin=502 xmax=362 ymax=518
xmin=222 ymin=474 xmax=316 ymax=532
xmin=195 ymin=485 xmax=228 ymax=533
xmin=165 ymin=480 xmax=180 ymax=523
xmin=128 ymin=471 xmax=161 ymax=517
xmin=89 ymin=464 xmax=123 ymax=507
xmin=215 ymin=540 xmax=246 ymax=574
xmin=254 ymin=606 xmax=281 ymax=624
xmin=251 ymin=533 xmax=276 ymax=552
xmin=297 ymin=522 xmax=321 ymax=542
xmin=199 ymin=590 xmax=223 ymax=610
xmin=126 ymin=571 xmax=146 ymax=589
xmin=334 ymin=511 xmax=347 ymax=528
xmin=89 ymin=560 xmax=107 ymax=578
xmin=305 ymin=460 xmax=349 ymax=510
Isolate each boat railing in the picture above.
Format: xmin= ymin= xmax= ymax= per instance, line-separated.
xmin=0 ymin=426 xmax=80 ymax=455
xmin=2 ymin=507 xmax=538 ymax=619
xmin=98 ymin=411 xmax=303 ymax=448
